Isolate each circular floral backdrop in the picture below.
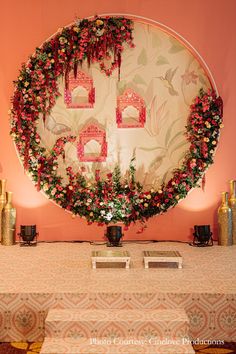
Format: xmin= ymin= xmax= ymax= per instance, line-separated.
xmin=10 ymin=16 xmax=223 ymax=226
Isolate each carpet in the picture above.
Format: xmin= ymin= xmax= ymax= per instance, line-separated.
xmin=0 ymin=341 xmax=236 ymax=353
xmin=193 ymin=342 xmax=236 ymax=353
xmin=0 ymin=342 xmax=42 ymax=353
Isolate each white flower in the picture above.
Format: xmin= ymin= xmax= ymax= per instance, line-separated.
xmin=51 ymin=188 xmax=56 ymax=196
xmin=43 ymin=184 xmax=49 ymax=191
xmin=100 ymin=210 xmax=105 ymax=215
xmin=96 ymin=28 xmax=104 ymax=37
xmin=105 ymin=212 xmax=113 ymax=221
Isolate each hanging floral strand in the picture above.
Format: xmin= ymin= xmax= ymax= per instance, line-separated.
xmin=10 ymin=16 xmax=135 ymax=168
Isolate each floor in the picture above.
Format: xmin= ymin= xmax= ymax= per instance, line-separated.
xmin=0 ymin=341 xmax=236 ymax=354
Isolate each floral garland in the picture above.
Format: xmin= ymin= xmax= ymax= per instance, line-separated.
xmin=11 ymin=16 xmax=134 ymax=168
xmin=10 ymin=16 xmax=223 ymax=227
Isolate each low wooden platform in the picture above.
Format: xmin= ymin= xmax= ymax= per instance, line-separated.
xmin=143 ymin=250 xmax=183 ymax=269
xmin=91 ymin=250 xmax=131 ymax=269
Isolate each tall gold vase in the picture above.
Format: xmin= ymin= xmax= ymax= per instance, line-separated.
xmin=1 ymin=192 xmax=16 ymax=246
xmin=218 ymin=192 xmax=232 ymax=246
xmin=0 ymin=179 xmax=7 ymax=243
xmin=229 ymin=180 xmax=236 ymax=245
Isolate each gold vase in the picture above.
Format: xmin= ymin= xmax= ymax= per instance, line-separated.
xmin=0 ymin=179 xmax=7 ymax=243
xmin=1 ymin=191 xmax=16 ymax=246
xmin=218 ymin=192 xmax=232 ymax=246
xmin=229 ymin=180 xmax=236 ymax=245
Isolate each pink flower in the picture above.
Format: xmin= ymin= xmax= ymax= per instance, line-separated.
xmin=202 ymin=104 xmax=210 ymax=112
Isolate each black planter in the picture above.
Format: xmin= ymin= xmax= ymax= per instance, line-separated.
xmin=193 ymin=225 xmax=213 ymax=246
xmin=19 ymin=225 xmax=38 ymax=244
xmin=106 ymin=225 xmax=123 ymax=247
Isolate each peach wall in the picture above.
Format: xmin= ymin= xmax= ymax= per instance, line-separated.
xmin=0 ymin=0 xmax=236 ymax=242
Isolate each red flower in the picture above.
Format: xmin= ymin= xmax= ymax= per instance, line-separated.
xmin=95 ymin=169 xmax=100 ymax=181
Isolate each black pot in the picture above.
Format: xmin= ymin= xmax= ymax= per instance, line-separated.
xmin=20 ymin=225 xmax=37 ymax=242
xmin=106 ymin=225 xmax=122 ymax=246
xmin=193 ymin=225 xmax=212 ymax=243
